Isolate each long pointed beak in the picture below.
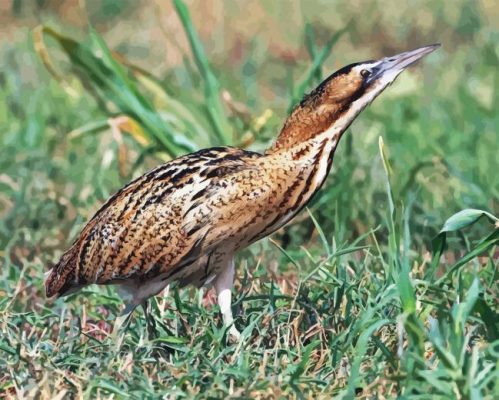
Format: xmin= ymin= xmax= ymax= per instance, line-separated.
xmin=371 ymin=44 xmax=440 ymax=81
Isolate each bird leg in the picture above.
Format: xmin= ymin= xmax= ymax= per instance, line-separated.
xmin=214 ymin=256 xmax=241 ymax=341
xmin=141 ymin=300 xmax=158 ymax=340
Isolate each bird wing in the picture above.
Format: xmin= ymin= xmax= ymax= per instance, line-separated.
xmin=45 ymin=146 xmax=268 ymax=297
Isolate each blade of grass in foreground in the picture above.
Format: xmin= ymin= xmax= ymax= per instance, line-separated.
xmin=379 ymin=136 xmax=425 ymax=368
xmin=342 ymin=319 xmax=391 ymax=399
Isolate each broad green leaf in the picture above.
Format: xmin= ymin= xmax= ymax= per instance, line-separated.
xmin=440 ymin=209 xmax=498 ymax=233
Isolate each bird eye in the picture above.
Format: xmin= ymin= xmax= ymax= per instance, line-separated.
xmin=360 ymin=69 xmax=371 ymax=78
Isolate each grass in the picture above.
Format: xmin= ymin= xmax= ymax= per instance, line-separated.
xmin=0 ymin=0 xmax=498 ymax=398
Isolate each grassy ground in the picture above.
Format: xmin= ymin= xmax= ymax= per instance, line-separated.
xmin=0 ymin=1 xmax=498 ymax=398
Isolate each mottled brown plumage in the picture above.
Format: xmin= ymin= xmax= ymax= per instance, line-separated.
xmin=46 ymin=44 xmax=439 ymax=339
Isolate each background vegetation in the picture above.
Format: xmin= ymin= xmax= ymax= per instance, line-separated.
xmin=0 ymin=0 xmax=497 ymax=398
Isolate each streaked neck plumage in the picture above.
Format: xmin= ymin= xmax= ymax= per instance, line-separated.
xmin=266 ymin=86 xmax=381 ymax=173
xmin=267 ymin=73 xmax=386 ymax=158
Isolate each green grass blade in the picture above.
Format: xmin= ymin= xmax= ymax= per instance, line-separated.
xmin=436 ymin=228 xmax=499 ymax=285
xmin=306 ymin=207 xmax=331 ymax=256
xmin=173 ymin=0 xmax=232 ymax=145
xmin=34 ymin=25 xmax=196 ymax=156
xmin=343 ymin=319 xmax=391 ymax=398
xmin=289 ymin=27 xmax=347 ymax=110
xmin=304 ymin=23 xmax=322 ymax=83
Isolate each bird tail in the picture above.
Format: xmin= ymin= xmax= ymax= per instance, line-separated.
xmin=45 ymin=247 xmax=81 ymax=298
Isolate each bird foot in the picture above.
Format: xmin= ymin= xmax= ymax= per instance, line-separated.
xmin=227 ymin=325 xmax=241 ymax=342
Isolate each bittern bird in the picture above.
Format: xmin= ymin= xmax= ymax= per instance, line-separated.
xmin=45 ymin=44 xmax=439 ymax=340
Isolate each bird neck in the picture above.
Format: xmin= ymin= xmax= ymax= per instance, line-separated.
xmin=267 ymin=103 xmax=358 ymax=163
xmin=263 ymin=97 xmax=369 ymax=207
xmin=268 ymin=90 xmax=365 ymax=152
xmin=266 ymin=86 xmax=375 ymax=161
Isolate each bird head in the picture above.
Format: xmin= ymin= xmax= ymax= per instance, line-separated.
xmin=310 ymin=43 xmax=440 ymax=113
xmin=272 ymin=44 xmax=440 ymax=151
